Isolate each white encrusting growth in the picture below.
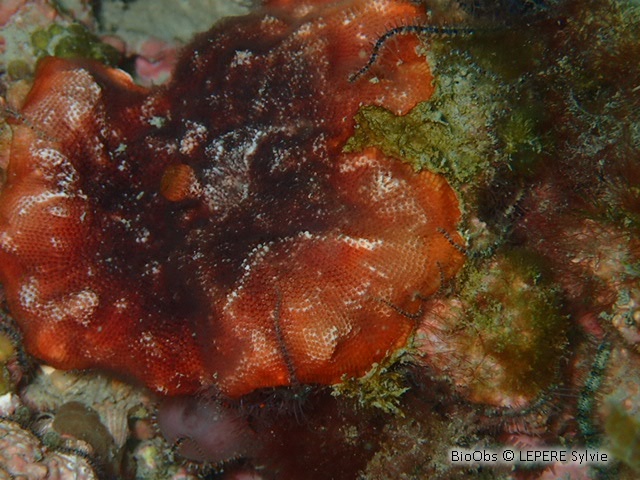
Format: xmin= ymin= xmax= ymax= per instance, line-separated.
xmin=337 ymin=151 xmax=377 ymax=172
xmin=36 ymin=69 xmax=101 ymax=134
xmin=301 ymin=324 xmax=349 ymax=362
xmin=179 ymin=121 xmax=207 ymax=155
xmin=18 ymin=277 xmax=40 ymax=311
xmin=200 ymin=127 xmax=270 ymax=214
xmin=28 ymin=146 xmax=80 ymax=191
xmin=139 ymin=331 xmax=162 ymax=358
xmin=230 ymin=50 xmax=254 ymax=67
xmin=114 ymin=298 xmax=129 ymax=311
xmin=47 ymin=205 xmax=71 ymax=218
xmin=337 ymin=234 xmax=383 ymax=251
xmin=135 ymin=228 xmax=151 ymax=244
xmin=373 ymin=170 xmax=402 ymax=196
xmin=64 ymin=290 xmax=100 ymax=327
xmin=148 ymin=116 xmax=166 ymax=128
xmin=19 ymin=276 xmax=99 ymax=328
xmin=14 ymin=191 xmax=70 ymax=217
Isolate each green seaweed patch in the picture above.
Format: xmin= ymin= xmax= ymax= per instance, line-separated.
xmin=31 ymin=23 xmax=121 ymax=66
xmin=459 ymin=249 xmax=569 ymax=400
xmin=605 ymin=403 xmax=640 ymax=471
xmin=428 ymin=27 xmax=550 ymax=174
xmin=446 ymin=28 xmax=547 ymax=83
xmin=344 ymin=101 xmax=497 ymax=187
xmin=332 ymin=348 xmax=413 ymax=416
xmin=6 ymin=60 xmax=33 ymax=81
xmin=494 ymin=105 xmax=548 ymax=177
xmin=601 ymin=162 xmax=640 ymax=234
xmin=0 ymin=331 xmax=16 ymax=395
xmin=344 ymin=39 xmax=510 ymax=190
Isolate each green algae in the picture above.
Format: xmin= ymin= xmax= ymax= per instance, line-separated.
xmin=457 ymin=249 xmax=569 ymax=400
xmin=31 ymin=23 xmax=121 ymax=66
xmin=430 ymin=30 xmax=548 ymax=182
xmin=495 ymin=107 xmax=546 ymax=176
xmin=341 ymin=27 xmax=573 ymax=404
xmin=605 ymin=403 xmax=640 ymax=471
xmin=344 ymin=93 xmax=500 ymax=187
xmin=6 ymin=60 xmax=32 ymax=81
xmin=0 ymin=332 xmax=16 ymax=395
xmin=342 ymin=25 xmax=552 ymax=234
xmin=343 ymin=30 xmax=516 ymax=189
xmin=332 ymin=348 xmax=412 ymax=416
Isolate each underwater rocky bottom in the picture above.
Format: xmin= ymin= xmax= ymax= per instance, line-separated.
xmin=0 ymin=0 xmax=640 ymax=479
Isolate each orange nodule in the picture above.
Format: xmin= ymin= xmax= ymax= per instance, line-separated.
xmin=160 ymin=163 xmax=198 ymax=202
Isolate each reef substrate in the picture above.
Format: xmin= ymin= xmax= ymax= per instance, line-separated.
xmin=0 ymin=0 xmax=640 ymax=479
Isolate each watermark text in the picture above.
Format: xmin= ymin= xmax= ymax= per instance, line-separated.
xmin=449 ymin=448 xmax=611 ymax=466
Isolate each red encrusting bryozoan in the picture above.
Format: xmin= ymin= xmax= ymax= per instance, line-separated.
xmin=0 ymin=0 xmax=465 ymax=397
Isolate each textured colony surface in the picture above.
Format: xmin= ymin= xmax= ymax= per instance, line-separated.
xmin=0 ymin=0 xmax=464 ymax=397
